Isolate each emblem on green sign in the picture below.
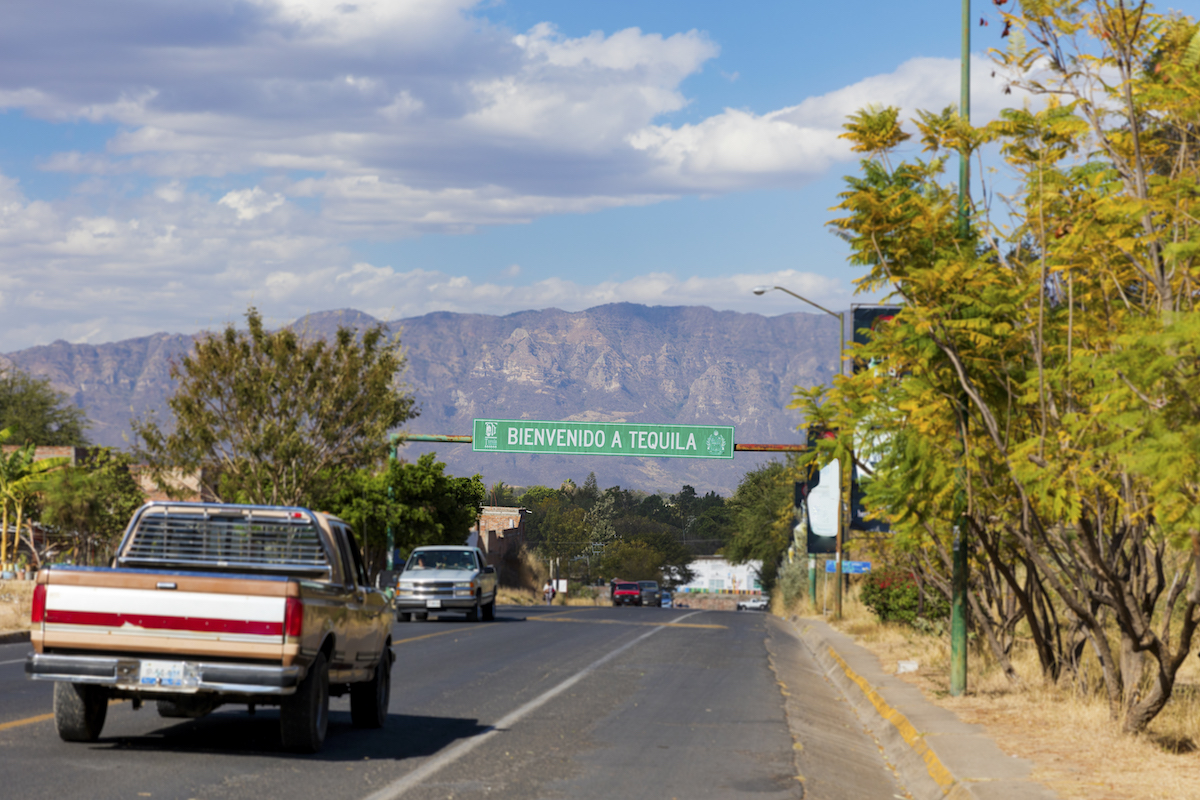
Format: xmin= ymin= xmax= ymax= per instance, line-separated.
xmin=706 ymin=430 xmax=727 ymax=456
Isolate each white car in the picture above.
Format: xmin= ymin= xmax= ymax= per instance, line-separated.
xmin=737 ymin=595 xmax=769 ymax=611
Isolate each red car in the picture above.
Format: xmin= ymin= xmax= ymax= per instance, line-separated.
xmin=612 ymin=581 xmax=643 ymax=606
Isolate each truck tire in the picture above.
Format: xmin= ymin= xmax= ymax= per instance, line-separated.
xmin=482 ymin=599 xmax=495 ymax=621
xmin=465 ymin=600 xmax=481 ymax=622
xmin=54 ymin=682 xmax=108 ymax=742
xmin=280 ymin=651 xmax=329 ymax=753
xmin=350 ymin=651 xmax=391 ymax=729
xmin=397 ymin=612 xmax=412 ymax=622
xmin=414 ymin=612 xmax=428 ymax=621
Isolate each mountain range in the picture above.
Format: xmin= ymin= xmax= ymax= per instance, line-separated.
xmin=0 ymin=303 xmax=838 ymax=495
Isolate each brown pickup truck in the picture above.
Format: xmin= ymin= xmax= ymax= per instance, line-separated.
xmin=25 ymin=501 xmax=394 ymax=753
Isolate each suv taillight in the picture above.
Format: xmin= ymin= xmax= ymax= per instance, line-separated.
xmin=284 ymin=596 xmax=304 ymax=637
xmin=31 ymin=583 xmax=47 ymax=624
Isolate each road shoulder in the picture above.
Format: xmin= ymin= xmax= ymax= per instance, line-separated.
xmin=791 ymin=616 xmax=1058 ymax=800
xmin=765 ymin=615 xmax=907 ymax=800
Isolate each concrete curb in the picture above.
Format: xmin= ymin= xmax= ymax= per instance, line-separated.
xmin=792 ymin=617 xmax=1058 ymax=800
xmin=0 ymin=630 xmax=30 ymax=645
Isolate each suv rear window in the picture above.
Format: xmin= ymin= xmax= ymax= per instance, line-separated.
xmin=615 ymin=583 xmax=639 ymax=591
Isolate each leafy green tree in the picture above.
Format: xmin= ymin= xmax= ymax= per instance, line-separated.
xmin=518 ymin=485 xmax=558 ymax=505
xmin=487 ymin=480 xmax=518 ymax=506
xmin=600 ymin=540 xmax=667 ymax=583
xmin=39 ymin=449 xmax=146 ymax=565
xmin=793 ymin=0 xmax=1200 ymax=733
xmin=318 ymin=453 xmax=485 ymax=572
xmin=0 ymin=368 xmax=90 ymax=445
xmin=610 ymin=515 xmax=695 ymax=586
xmin=721 ymin=461 xmax=795 ymax=591
xmin=386 ymin=453 xmax=485 ymax=552
xmin=0 ymin=429 xmax=70 ymax=563
xmin=133 ymin=307 xmax=416 ymax=506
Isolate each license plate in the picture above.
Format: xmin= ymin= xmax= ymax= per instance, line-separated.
xmin=139 ymin=660 xmax=186 ymax=687
xmin=426 ymin=599 xmax=442 ymax=609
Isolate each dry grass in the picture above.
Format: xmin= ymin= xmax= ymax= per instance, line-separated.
xmin=0 ymin=580 xmax=34 ymax=632
xmin=496 ymin=586 xmax=608 ymax=607
xmin=786 ymin=588 xmax=1200 ymax=799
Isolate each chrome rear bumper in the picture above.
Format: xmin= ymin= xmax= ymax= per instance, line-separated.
xmin=26 ymin=653 xmax=301 ymax=696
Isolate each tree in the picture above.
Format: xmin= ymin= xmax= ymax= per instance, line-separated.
xmin=39 ymin=449 xmax=146 ymax=565
xmin=317 ymin=453 xmax=485 ymax=574
xmin=797 ymin=1 xmax=1200 ymax=733
xmin=600 ymin=540 xmax=667 ymax=583
xmin=0 ymin=368 xmax=90 ymax=445
xmin=386 ymin=453 xmax=485 ymax=553
xmin=0 ymin=429 xmax=70 ymax=564
xmin=722 ymin=461 xmax=795 ymax=591
xmin=133 ymin=307 xmax=416 ymax=506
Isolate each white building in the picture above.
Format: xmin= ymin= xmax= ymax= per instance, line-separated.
xmin=676 ymin=556 xmax=763 ymax=595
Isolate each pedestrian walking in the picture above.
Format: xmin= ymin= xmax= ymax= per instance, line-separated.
xmin=543 ymin=580 xmax=556 ymax=605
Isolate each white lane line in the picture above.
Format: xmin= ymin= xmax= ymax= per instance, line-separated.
xmin=0 ymin=658 xmax=27 ymax=666
xmin=361 ymin=609 xmax=707 ymax=800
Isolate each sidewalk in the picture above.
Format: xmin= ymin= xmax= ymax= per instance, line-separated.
xmin=793 ymin=616 xmax=1058 ymax=800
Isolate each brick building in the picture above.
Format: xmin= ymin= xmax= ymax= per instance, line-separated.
xmin=470 ymin=506 xmax=529 ymax=569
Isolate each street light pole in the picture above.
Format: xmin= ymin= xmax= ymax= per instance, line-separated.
xmin=753 ymin=285 xmax=848 ymax=620
xmin=949 ymin=0 xmax=972 ymax=699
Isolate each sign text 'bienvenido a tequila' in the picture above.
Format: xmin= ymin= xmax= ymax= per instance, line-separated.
xmin=472 ymin=419 xmax=735 ymax=460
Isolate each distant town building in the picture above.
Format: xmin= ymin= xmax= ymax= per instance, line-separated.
xmin=469 ymin=506 xmax=528 ymax=568
xmin=676 ymin=556 xmax=763 ymax=595
xmin=130 ymin=466 xmax=219 ymax=503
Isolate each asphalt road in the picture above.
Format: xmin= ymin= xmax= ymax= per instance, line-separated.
xmin=0 ymin=606 xmax=905 ymax=800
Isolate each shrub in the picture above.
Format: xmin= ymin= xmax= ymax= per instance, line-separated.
xmin=776 ymin=558 xmax=809 ymax=610
xmin=859 ymin=566 xmax=949 ymax=625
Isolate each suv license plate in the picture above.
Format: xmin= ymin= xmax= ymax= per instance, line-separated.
xmin=139 ymin=660 xmax=186 ymax=687
xmin=426 ymin=599 xmax=442 ymax=609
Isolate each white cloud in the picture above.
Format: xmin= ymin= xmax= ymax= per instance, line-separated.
xmin=0 ymin=164 xmax=864 ymax=350
xmin=630 ymin=54 xmax=1014 ymax=191
xmin=0 ymin=1 xmax=1024 ymax=349
xmin=219 ymin=187 xmax=286 ymax=220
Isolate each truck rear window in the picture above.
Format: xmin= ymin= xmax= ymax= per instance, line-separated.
xmin=120 ymin=508 xmax=331 ymax=574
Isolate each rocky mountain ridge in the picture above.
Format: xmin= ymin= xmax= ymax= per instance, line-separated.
xmin=1 ymin=304 xmax=838 ymax=495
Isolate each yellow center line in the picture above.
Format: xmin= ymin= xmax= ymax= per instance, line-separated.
xmin=537 ymin=608 xmax=589 ymax=620
xmin=392 ymin=630 xmax=459 ymax=646
xmin=0 ymin=698 xmax=125 ymax=733
xmin=0 ymin=712 xmax=53 ymax=732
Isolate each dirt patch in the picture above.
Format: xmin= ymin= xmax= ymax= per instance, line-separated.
xmin=0 ymin=579 xmax=34 ymax=633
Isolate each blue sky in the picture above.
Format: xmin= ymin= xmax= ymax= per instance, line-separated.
xmin=0 ymin=0 xmax=1192 ymax=351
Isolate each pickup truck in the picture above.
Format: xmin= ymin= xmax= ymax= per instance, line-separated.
xmin=25 ymin=501 xmax=394 ymax=753
xmin=737 ymin=595 xmax=770 ymax=611
xmin=395 ymin=545 xmax=497 ymax=621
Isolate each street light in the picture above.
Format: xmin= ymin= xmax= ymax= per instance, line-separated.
xmin=753 ymin=285 xmax=848 ymax=620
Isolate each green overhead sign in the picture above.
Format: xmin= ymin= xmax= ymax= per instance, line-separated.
xmin=472 ymin=419 xmax=735 ymax=460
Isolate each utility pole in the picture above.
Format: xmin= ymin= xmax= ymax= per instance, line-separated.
xmin=949 ymin=0 xmax=971 ymax=698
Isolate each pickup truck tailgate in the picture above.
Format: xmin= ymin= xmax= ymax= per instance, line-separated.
xmin=35 ymin=567 xmax=295 ymax=662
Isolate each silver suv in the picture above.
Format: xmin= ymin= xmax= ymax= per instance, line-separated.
xmin=395 ymin=546 xmax=497 ymax=622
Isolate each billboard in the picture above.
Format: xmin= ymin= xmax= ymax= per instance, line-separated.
xmin=795 ymin=427 xmax=839 ymax=555
xmin=850 ymin=305 xmax=901 ymax=533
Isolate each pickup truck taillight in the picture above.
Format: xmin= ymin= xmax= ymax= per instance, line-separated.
xmin=284 ymin=596 xmax=304 ymax=637
xmin=31 ymin=583 xmax=47 ymax=624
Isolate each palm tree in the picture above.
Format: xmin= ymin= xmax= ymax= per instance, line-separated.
xmin=0 ymin=429 xmax=69 ymax=564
